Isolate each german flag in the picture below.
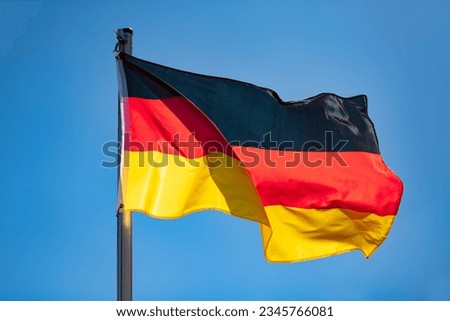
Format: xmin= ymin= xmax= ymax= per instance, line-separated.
xmin=116 ymin=53 xmax=403 ymax=263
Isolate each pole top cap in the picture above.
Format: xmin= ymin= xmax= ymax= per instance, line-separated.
xmin=119 ymin=27 xmax=133 ymax=35
xmin=114 ymin=27 xmax=133 ymax=55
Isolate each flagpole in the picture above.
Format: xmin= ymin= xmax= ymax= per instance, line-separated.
xmin=116 ymin=27 xmax=133 ymax=301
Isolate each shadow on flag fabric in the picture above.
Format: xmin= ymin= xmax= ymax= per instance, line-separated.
xmin=116 ymin=53 xmax=403 ymax=263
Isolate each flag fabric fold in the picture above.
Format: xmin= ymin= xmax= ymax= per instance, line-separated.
xmin=116 ymin=53 xmax=403 ymax=262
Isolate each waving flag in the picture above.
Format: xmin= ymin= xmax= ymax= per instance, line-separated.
xmin=116 ymin=53 xmax=403 ymax=262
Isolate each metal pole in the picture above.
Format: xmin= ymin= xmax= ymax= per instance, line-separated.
xmin=117 ymin=205 xmax=132 ymax=300
xmin=116 ymin=27 xmax=133 ymax=301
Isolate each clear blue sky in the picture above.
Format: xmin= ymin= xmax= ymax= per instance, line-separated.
xmin=1 ymin=0 xmax=449 ymax=300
